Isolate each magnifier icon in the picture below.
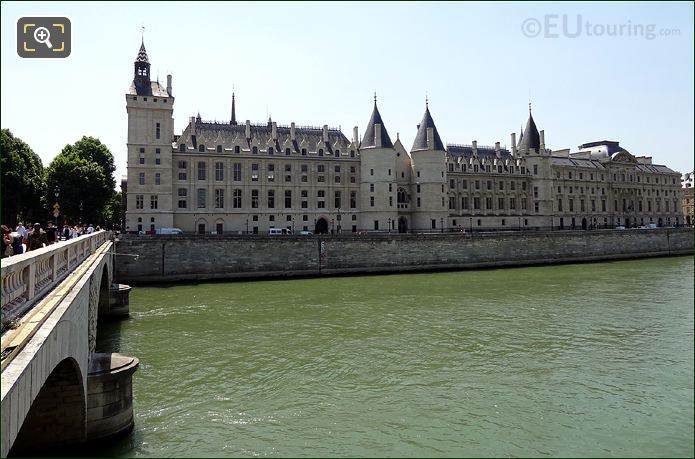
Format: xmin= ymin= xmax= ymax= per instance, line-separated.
xmin=33 ymin=26 xmax=53 ymax=49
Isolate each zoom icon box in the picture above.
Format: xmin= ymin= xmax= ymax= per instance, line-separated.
xmin=17 ymin=17 xmax=71 ymax=58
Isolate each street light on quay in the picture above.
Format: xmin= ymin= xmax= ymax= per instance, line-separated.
xmin=387 ymin=217 xmax=391 ymax=234
xmin=440 ymin=217 xmax=444 ymax=233
xmin=245 ymin=219 xmax=249 ymax=235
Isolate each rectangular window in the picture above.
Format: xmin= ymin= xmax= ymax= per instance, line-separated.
xmin=334 ymin=191 xmax=341 ymax=209
xmin=498 ymin=197 xmax=505 ymax=210
xmin=178 ymin=160 xmax=187 ymax=169
xmin=251 ymin=190 xmax=259 ymax=208
xmin=350 ymin=191 xmax=357 ymax=209
xmin=198 ymin=162 xmax=206 ymax=180
xmin=268 ymin=190 xmax=275 ymax=208
xmin=139 ymin=172 xmax=145 ymax=185
xmin=558 ymin=199 xmax=563 ymax=212
xmin=197 ymin=189 xmax=206 ymax=208
xmin=285 ymin=190 xmax=292 ymax=209
xmin=510 ymin=197 xmax=516 ymax=210
xmin=156 ymin=122 xmax=160 ymax=140
xmin=534 ymin=201 xmax=539 ymax=213
xmin=533 ymin=164 xmax=538 ymax=175
xmin=155 ymin=173 xmax=161 ymax=185
xmin=251 ymin=163 xmax=259 ymax=181
xmin=462 ymin=196 xmax=469 ymax=210
xmin=370 ymin=196 xmax=375 ymax=207
xmin=474 ymin=197 xmax=480 ymax=210
xmin=485 ymin=197 xmax=492 ymax=210
xmin=233 ymin=189 xmax=242 ymax=208
xmin=475 ymin=180 xmax=480 ymax=190
xmin=487 ymin=181 xmax=492 ymax=190
xmin=267 ymin=164 xmax=275 ymax=182
xmin=215 ymin=162 xmax=224 ymax=181
xmin=135 ymin=194 xmax=143 ymax=209
xmin=178 ymin=172 xmax=187 ymax=181
xmin=533 ymin=186 xmax=538 ymax=198
xmin=602 ymin=200 xmax=606 ymax=212
xmin=233 ymin=163 xmax=242 ymax=181
xmin=581 ymin=200 xmax=585 ymax=212
xmin=569 ymin=199 xmax=574 ymax=212
xmin=149 ymin=194 xmax=158 ymax=209
xmin=215 ymin=189 xmax=224 ymax=208
xmin=139 ymin=155 xmax=145 ymax=165
xmin=155 ymin=148 xmax=161 ymax=165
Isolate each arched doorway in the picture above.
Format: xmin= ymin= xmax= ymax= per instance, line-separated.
xmin=398 ymin=217 xmax=408 ymax=233
xmin=315 ymin=218 xmax=328 ymax=234
xmin=581 ymin=218 xmax=587 ymax=230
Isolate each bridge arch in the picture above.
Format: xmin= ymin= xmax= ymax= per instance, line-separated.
xmin=10 ymin=357 xmax=86 ymax=455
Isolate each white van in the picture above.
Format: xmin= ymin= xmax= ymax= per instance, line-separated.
xmin=268 ymin=228 xmax=292 ymax=235
xmin=156 ymin=227 xmax=184 ymax=235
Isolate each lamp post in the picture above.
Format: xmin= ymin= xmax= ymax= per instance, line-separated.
xmin=337 ymin=207 xmax=341 ymax=235
xmin=292 ymin=217 xmax=295 ymax=234
xmin=245 ymin=219 xmax=249 ymax=235
xmin=387 ymin=217 xmax=391 ymax=234
xmin=440 ymin=217 xmax=444 ymax=233
xmin=469 ymin=217 xmax=473 ymax=234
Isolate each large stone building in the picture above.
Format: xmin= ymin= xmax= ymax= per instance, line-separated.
xmin=124 ymin=42 xmax=686 ymax=234
xmin=683 ymin=172 xmax=694 ymax=226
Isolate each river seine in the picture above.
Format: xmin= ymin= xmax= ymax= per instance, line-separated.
xmin=96 ymin=256 xmax=693 ymax=457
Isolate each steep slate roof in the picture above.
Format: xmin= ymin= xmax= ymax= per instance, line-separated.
xmin=127 ymin=80 xmax=169 ymax=97
xmin=360 ymin=102 xmax=393 ymax=149
xmin=135 ymin=41 xmax=149 ymax=63
xmin=411 ymin=105 xmax=445 ymax=151
xmin=519 ymin=109 xmax=540 ymax=152
xmin=175 ymin=120 xmax=351 ymax=153
xmin=447 ymin=144 xmax=513 ymax=160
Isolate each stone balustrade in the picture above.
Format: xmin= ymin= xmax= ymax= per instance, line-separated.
xmin=1 ymin=231 xmax=110 ymax=331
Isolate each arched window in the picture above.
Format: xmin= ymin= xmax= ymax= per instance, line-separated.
xmin=268 ymin=147 xmax=274 ymax=155
xmin=252 ymin=146 xmax=258 ymax=154
xmin=318 ymin=149 xmax=324 ymax=157
xmin=179 ymin=144 xmax=186 ymax=152
xmin=334 ymin=150 xmax=340 ymax=158
xmin=199 ymin=144 xmax=205 ymax=152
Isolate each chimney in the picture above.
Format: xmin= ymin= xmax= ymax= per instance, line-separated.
xmin=272 ymin=122 xmax=277 ymax=140
xmin=426 ymin=128 xmax=434 ymax=149
xmin=375 ymin=124 xmax=382 ymax=148
xmin=511 ymin=132 xmax=517 ymax=156
xmin=353 ymin=126 xmax=359 ymax=144
xmin=323 ymin=124 xmax=329 ymax=143
xmin=539 ymin=130 xmax=545 ymax=153
xmin=245 ymin=120 xmax=251 ymax=139
xmin=290 ymin=122 xmax=296 ymax=141
xmin=495 ymin=142 xmax=501 ymax=158
xmin=472 ymin=140 xmax=478 ymax=155
xmin=166 ymin=74 xmax=172 ymax=96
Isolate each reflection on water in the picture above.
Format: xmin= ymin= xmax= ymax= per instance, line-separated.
xmin=96 ymin=256 xmax=694 ymax=457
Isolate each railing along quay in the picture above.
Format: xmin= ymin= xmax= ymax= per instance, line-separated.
xmin=1 ymin=231 xmax=110 ymax=333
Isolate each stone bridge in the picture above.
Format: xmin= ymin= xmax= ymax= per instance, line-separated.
xmin=0 ymin=231 xmax=136 ymax=457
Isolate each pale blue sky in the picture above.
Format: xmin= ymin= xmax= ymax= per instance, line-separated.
xmin=2 ymin=1 xmax=693 ymax=189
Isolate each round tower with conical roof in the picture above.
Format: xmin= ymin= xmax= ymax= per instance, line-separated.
xmin=409 ymin=102 xmax=448 ymax=231
xmin=358 ymin=96 xmax=398 ymax=232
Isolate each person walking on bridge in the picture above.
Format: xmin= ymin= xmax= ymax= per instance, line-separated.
xmin=27 ymin=223 xmax=47 ymax=251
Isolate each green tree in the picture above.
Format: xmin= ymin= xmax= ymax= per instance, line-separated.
xmin=46 ymin=153 xmax=113 ymax=226
xmin=0 ymin=129 xmax=47 ymax=226
xmin=46 ymin=136 xmax=117 ymax=226
xmin=103 ymin=191 xmax=123 ymax=229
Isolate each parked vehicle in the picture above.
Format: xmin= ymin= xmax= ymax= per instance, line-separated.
xmin=299 ymin=230 xmax=314 ymax=235
xmin=156 ymin=227 xmax=184 ymax=235
xmin=268 ymin=228 xmax=292 ymax=235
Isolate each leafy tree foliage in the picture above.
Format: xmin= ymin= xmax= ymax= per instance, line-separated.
xmin=46 ymin=151 xmax=115 ymax=226
xmin=0 ymin=129 xmax=47 ymax=226
xmin=103 ymin=191 xmax=123 ymax=229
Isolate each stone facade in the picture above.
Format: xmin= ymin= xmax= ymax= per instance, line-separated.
xmin=115 ymin=228 xmax=693 ymax=283
xmin=682 ymin=172 xmax=693 ymax=226
xmin=124 ymin=43 xmax=686 ymax=235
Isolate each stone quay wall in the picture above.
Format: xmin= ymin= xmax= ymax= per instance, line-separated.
xmin=114 ymin=228 xmax=693 ymax=284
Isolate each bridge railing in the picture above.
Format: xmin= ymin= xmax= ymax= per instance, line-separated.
xmin=1 ymin=231 xmax=110 ymax=332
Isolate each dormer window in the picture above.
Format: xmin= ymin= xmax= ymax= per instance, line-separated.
xmin=252 ymin=146 xmax=258 ymax=154
xmin=285 ymin=148 xmax=291 ymax=156
xmin=179 ymin=144 xmax=186 ymax=152
xmin=199 ymin=144 xmax=205 ymax=153
xmin=268 ymin=147 xmax=274 ymax=155
xmin=318 ymin=149 xmax=324 ymax=157
xmin=234 ymin=146 xmax=240 ymax=154
xmin=216 ymin=145 xmax=222 ymax=153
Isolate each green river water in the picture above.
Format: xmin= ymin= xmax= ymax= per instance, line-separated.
xmin=96 ymin=256 xmax=694 ymax=457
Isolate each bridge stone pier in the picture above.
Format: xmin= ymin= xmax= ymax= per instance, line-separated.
xmin=1 ymin=231 xmax=137 ymax=457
